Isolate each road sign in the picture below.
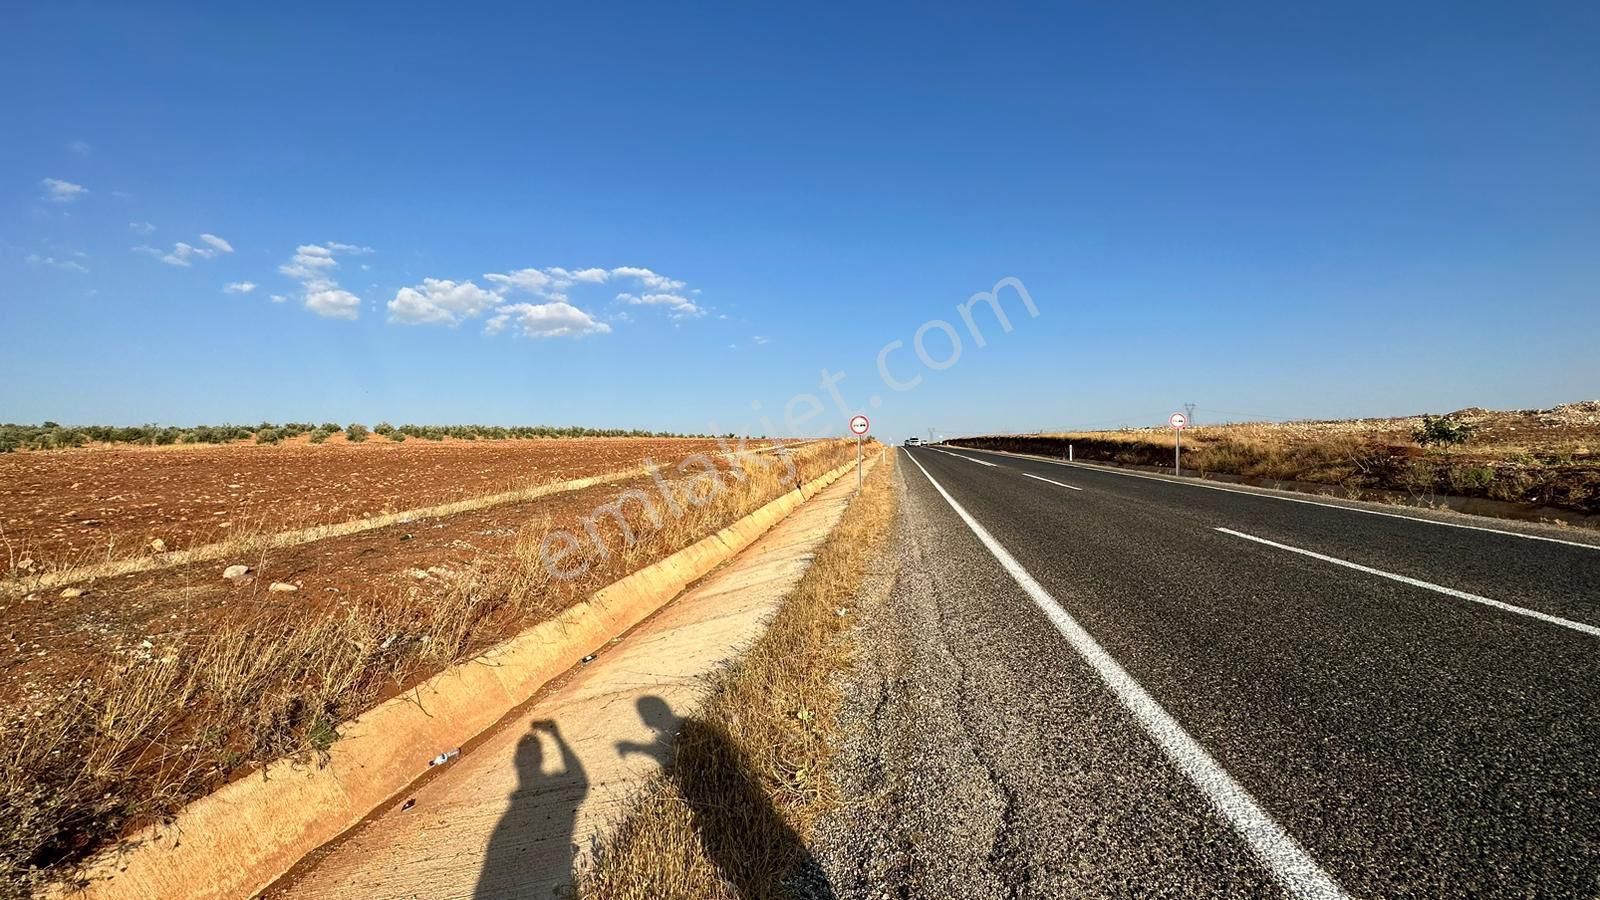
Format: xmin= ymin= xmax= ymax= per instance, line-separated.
xmin=1169 ymin=412 xmax=1187 ymax=476
xmin=850 ymin=414 xmax=870 ymax=435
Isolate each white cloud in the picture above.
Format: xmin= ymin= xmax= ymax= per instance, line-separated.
xmin=388 ymin=278 xmax=503 ymax=325
xmin=40 ymin=178 xmax=87 ymax=203
xmin=129 ymin=221 xmax=156 ymax=235
xmin=275 ymin=242 xmax=368 ymax=319
xmin=389 ymin=262 xmax=702 ymax=338
xmin=26 ymin=253 xmax=88 ymax=273
xmin=67 ymin=140 xmax=91 ymax=156
xmin=752 ymin=335 xmax=770 ymax=345
xmin=305 ymin=286 xmax=361 ymax=320
xmin=139 ymin=233 xmax=235 ymax=267
xmin=279 ymin=244 xmax=338 ymax=280
xmin=224 ymin=281 xmax=257 ymax=294
xmin=616 ymin=291 xmax=704 ymax=319
xmin=483 ymin=267 xmax=564 ymax=299
xmin=610 ymin=266 xmax=686 ymax=292
xmin=484 ymin=302 xmax=611 ymax=339
xmin=269 ymin=294 xmax=288 ymax=303
xmin=199 ymin=233 xmax=234 ymax=254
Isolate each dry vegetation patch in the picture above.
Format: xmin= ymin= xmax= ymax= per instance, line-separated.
xmin=0 ymin=439 xmax=852 ymax=899
xmin=953 ymin=401 xmax=1600 ymax=520
xmin=580 ymin=451 xmax=896 ymax=900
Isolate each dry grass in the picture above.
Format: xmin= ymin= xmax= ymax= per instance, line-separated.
xmin=955 ymin=402 xmax=1600 ymax=518
xmin=0 ymin=440 xmax=856 ymax=899
xmin=580 ymin=450 xmax=897 ymax=900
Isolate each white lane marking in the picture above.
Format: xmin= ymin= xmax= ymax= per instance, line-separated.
xmin=1022 ymin=471 xmax=1084 ymax=491
xmin=959 ymin=447 xmax=1600 ymax=552
xmin=935 ymin=448 xmax=998 ymax=467
xmin=904 ymin=453 xmax=1348 ymax=899
xmin=1215 ymin=527 xmax=1600 ymax=638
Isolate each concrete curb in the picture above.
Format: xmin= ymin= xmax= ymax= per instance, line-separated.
xmin=60 ymin=459 xmax=860 ymax=900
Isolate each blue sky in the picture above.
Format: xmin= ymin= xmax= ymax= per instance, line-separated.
xmin=3 ymin=2 xmax=1597 ymax=440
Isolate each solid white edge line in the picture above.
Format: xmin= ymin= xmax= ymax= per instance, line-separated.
xmin=904 ymin=453 xmax=1348 ymax=899
xmin=1214 ymin=527 xmax=1600 ymax=639
xmin=938 ymin=448 xmax=998 ymax=467
xmin=957 ymin=447 xmax=1600 ymax=552
xmin=1021 ymin=471 xmax=1084 ymax=491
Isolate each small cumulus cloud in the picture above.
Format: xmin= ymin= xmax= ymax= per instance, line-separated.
xmin=199 ymin=233 xmax=233 ymax=254
xmin=66 ymin=140 xmax=91 ymax=156
xmin=615 ymin=291 xmax=704 ymax=319
xmin=139 ymin=233 xmax=235 ymax=267
xmin=129 ymin=221 xmax=156 ymax=235
xmin=26 ymin=253 xmax=88 ymax=273
xmin=305 ymin=286 xmax=361 ymax=320
xmin=223 ymin=281 xmax=257 ymax=294
xmin=610 ymin=266 xmax=686 ymax=293
xmin=40 ymin=178 xmax=87 ymax=203
xmin=752 ymin=335 xmax=770 ymax=345
xmin=276 ymin=242 xmax=368 ymax=319
xmin=388 ymin=278 xmax=503 ymax=326
xmin=484 ymin=302 xmax=610 ymax=339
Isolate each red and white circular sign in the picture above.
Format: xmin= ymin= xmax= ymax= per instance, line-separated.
xmin=1169 ymin=412 xmax=1188 ymax=430
xmin=849 ymin=414 xmax=870 ymax=435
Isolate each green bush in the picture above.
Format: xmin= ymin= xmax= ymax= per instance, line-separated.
xmin=319 ymin=422 xmax=342 ymax=433
xmin=345 ymin=424 xmax=370 ymax=443
xmin=309 ymin=428 xmax=332 ymax=444
xmin=256 ymin=428 xmax=282 ymax=445
xmin=1413 ymin=415 xmax=1475 ymax=447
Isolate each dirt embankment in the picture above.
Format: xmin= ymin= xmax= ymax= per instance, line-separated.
xmin=951 ymin=402 xmax=1600 ymax=519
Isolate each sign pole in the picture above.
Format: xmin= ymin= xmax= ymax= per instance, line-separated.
xmin=1168 ymin=411 xmax=1187 ymax=477
xmin=848 ymin=415 xmax=870 ymax=493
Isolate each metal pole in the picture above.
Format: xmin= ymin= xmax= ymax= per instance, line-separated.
xmin=1175 ymin=429 xmax=1181 ymax=476
xmin=1069 ymin=443 xmax=1074 ymax=462
xmin=856 ymin=435 xmax=862 ymax=492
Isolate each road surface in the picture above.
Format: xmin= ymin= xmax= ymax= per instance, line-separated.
xmin=811 ymin=445 xmax=1600 ymax=898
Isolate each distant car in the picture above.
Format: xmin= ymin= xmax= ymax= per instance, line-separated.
xmin=904 ymin=437 xmax=920 ymax=446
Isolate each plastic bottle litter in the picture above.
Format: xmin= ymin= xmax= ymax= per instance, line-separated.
xmin=428 ymin=748 xmax=460 ymax=767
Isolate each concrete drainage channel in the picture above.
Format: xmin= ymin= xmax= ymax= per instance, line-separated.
xmin=56 ymin=458 xmax=862 ymax=900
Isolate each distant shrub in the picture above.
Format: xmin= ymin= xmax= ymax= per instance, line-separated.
xmin=1413 ymin=415 xmax=1475 ymax=448
xmin=319 ymin=422 xmax=342 ymax=433
xmin=345 ymin=424 xmax=370 ymax=443
xmin=308 ymin=428 xmax=332 ymax=444
xmin=373 ymin=422 xmax=395 ymax=436
xmin=389 ymin=431 xmax=406 ymax=442
xmin=256 ymin=428 xmax=282 ymax=445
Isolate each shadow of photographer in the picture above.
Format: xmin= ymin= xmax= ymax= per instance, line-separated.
xmin=620 ymin=696 xmax=834 ymax=900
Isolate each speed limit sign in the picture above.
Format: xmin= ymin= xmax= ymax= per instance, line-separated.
xmin=849 ymin=415 xmax=870 ymax=435
xmin=1169 ymin=412 xmax=1188 ymax=430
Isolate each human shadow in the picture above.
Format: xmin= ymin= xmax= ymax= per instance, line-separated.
xmin=620 ymin=696 xmax=835 ymax=900
xmin=475 ymin=719 xmax=589 ymax=899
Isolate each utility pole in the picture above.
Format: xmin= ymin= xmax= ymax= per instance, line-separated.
xmin=1184 ymin=402 xmax=1197 ymax=428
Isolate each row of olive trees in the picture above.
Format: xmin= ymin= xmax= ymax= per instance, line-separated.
xmin=0 ymin=422 xmax=711 ymax=452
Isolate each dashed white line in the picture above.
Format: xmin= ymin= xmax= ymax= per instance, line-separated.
xmin=959 ymin=447 xmax=1600 ymax=552
xmin=1216 ymin=527 xmax=1600 ymax=638
xmin=904 ymin=453 xmax=1348 ymax=899
xmin=1021 ymin=471 xmax=1084 ymax=491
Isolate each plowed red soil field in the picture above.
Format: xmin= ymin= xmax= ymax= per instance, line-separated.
xmin=0 ymin=436 xmax=761 ymax=568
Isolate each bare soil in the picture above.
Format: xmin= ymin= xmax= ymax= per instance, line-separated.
xmin=0 ymin=437 xmax=756 ymax=569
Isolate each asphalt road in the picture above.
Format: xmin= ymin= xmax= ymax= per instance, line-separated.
xmin=810 ymin=445 xmax=1600 ymax=898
